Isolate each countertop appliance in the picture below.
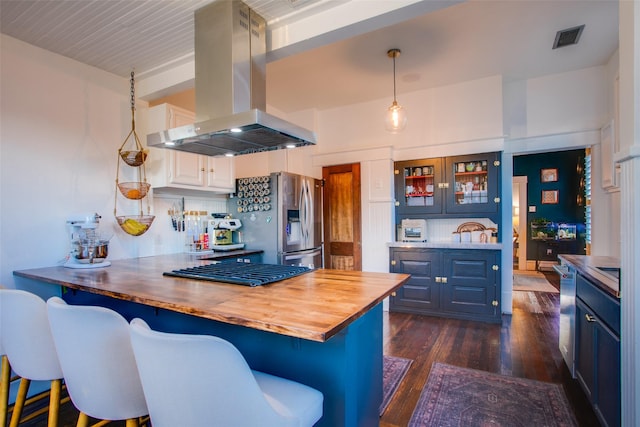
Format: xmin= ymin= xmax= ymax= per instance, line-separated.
xmin=164 ymin=262 xmax=311 ymax=287
xmin=400 ymin=219 xmax=427 ymax=242
xmin=147 ymin=0 xmax=315 ymax=157
xmin=208 ymin=218 xmax=245 ymax=251
xmin=65 ymin=213 xmax=111 ymax=269
xmin=554 ymin=262 xmax=576 ymax=378
xmin=230 ymin=172 xmax=323 ymax=268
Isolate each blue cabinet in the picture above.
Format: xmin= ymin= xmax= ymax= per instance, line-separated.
xmin=389 ymin=247 xmax=501 ymax=323
xmin=394 ymin=152 xmax=500 ymax=222
xmin=575 ymin=273 xmax=620 ymax=427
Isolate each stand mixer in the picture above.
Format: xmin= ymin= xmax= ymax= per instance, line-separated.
xmin=65 ymin=213 xmax=111 ymax=268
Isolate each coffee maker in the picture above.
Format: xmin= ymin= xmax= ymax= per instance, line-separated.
xmin=65 ymin=213 xmax=111 ymax=268
xmin=208 ymin=217 xmax=244 ymax=251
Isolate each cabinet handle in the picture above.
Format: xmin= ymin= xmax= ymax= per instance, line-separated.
xmin=209 ymin=168 xmax=215 ymax=173
xmin=391 ymin=291 xmax=397 ymax=297
xmin=435 ymin=276 xmax=442 ymax=283
xmin=441 ymin=277 xmax=447 ymax=284
xmin=585 ymin=313 xmax=597 ymax=323
xmin=493 ymin=160 xmax=501 ymax=167
xmin=200 ymin=168 xmax=205 ymax=172
xmin=492 ymin=264 xmax=499 ymax=271
xmin=390 ymin=260 xmax=396 ymax=266
xmin=494 ymin=197 xmax=501 ymax=203
xmin=395 ymin=201 xmax=400 ymax=206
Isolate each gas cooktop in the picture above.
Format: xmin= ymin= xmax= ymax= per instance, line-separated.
xmin=163 ymin=263 xmax=311 ymax=287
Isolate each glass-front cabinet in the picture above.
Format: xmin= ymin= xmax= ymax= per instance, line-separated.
xmin=395 ymin=152 xmax=500 ymax=218
xmin=445 ymin=153 xmax=499 ymax=214
xmin=395 ymin=158 xmax=444 ymax=214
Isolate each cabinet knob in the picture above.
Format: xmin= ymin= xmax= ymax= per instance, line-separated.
xmin=200 ymin=168 xmax=205 ymax=172
xmin=390 ymin=260 xmax=396 ymax=266
xmin=494 ymin=197 xmax=501 ymax=203
xmin=492 ymin=300 xmax=499 ymax=307
xmin=209 ymin=168 xmax=215 ymax=173
xmin=493 ymin=160 xmax=501 ymax=167
xmin=492 ymin=264 xmax=499 ymax=271
xmin=441 ymin=277 xmax=448 ymax=284
xmin=435 ymin=276 xmax=442 ymax=283
xmin=395 ymin=201 xmax=400 ymax=206
xmin=391 ymin=291 xmax=397 ymax=297
xmin=585 ymin=313 xmax=597 ymax=323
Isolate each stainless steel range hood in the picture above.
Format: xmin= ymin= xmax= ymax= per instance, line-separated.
xmin=147 ymin=0 xmax=316 ymax=157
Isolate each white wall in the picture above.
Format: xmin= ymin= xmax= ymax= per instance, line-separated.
xmin=0 ymin=35 xmax=226 ymax=289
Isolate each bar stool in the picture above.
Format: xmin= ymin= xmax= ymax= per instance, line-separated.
xmin=129 ymin=318 xmax=324 ymax=427
xmin=0 ymin=289 xmax=65 ymax=427
xmin=1 ymin=335 xmax=10 ymax=427
xmin=46 ymin=297 xmax=148 ymax=427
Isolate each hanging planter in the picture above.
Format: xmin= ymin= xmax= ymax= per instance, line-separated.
xmin=114 ymin=71 xmax=155 ymax=236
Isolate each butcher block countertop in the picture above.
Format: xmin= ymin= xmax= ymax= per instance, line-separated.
xmin=13 ymin=254 xmax=409 ymax=342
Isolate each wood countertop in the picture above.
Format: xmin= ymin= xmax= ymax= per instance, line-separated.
xmin=13 ymin=254 xmax=410 ymax=342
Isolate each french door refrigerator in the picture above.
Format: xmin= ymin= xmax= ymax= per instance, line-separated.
xmin=229 ymin=172 xmax=323 ymax=268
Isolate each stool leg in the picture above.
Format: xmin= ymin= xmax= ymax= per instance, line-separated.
xmin=0 ymin=355 xmax=10 ymax=427
xmin=125 ymin=418 xmax=140 ymax=427
xmin=9 ymin=377 xmax=30 ymax=427
xmin=76 ymin=412 xmax=89 ymax=427
xmin=48 ymin=378 xmax=61 ymax=427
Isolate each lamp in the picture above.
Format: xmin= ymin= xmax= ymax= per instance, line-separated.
xmin=385 ymin=48 xmax=407 ymax=133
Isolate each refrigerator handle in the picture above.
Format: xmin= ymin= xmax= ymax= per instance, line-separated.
xmin=304 ymin=179 xmax=312 ymax=243
xmin=299 ymin=178 xmax=310 ymax=245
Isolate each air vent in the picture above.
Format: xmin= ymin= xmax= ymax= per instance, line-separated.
xmin=553 ymin=25 xmax=585 ymax=49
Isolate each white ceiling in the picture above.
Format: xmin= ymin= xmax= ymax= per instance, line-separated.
xmin=0 ymin=0 xmax=619 ymax=113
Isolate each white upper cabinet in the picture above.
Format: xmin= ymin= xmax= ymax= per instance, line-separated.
xmin=146 ymin=104 xmax=235 ymax=193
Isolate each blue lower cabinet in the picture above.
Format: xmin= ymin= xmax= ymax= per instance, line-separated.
xmin=389 ymin=248 xmax=501 ymax=323
xmin=575 ymin=274 xmax=620 ymax=427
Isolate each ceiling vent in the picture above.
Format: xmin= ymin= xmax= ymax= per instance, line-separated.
xmin=553 ymin=25 xmax=585 ymax=49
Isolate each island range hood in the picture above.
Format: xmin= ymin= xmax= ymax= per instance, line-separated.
xmin=147 ymin=0 xmax=316 ymax=157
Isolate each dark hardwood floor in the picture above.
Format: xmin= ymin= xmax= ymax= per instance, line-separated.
xmin=380 ymin=271 xmax=599 ymax=427
xmin=12 ymin=272 xmax=598 ymax=427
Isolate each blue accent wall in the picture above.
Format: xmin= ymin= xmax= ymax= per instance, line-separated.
xmin=514 ymin=149 xmax=586 ymax=259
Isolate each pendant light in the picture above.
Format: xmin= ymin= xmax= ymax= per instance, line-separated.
xmin=385 ymin=48 xmax=407 ymax=133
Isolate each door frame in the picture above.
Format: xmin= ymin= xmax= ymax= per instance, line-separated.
xmin=512 ymin=176 xmax=528 ymax=270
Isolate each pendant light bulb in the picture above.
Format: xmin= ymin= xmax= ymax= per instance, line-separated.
xmin=385 ymin=48 xmax=407 ymax=133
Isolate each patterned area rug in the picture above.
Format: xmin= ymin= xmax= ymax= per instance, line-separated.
xmin=409 ymin=363 xmax=577 ymax=426
xmin=380 ymin=355 xmax=413 ymax=416
xmin=513 ymin=271 xmax=559 ymax=293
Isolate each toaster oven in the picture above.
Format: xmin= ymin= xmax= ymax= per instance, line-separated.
xmin=400 ymin=219 xmax=428 ymax=242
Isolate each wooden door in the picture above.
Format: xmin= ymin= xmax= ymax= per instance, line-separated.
xmin=322 ymin=163 xmax=362 ymax=270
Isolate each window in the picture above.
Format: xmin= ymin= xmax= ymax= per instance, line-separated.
xmin=584 ymin=148 xmax=592 ymax=254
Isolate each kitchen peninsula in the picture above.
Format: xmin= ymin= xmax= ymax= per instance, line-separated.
xmin=14 ymin=254 xmax=409 ymax=427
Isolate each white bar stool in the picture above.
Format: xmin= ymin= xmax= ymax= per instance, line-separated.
xmin=46 ymin=297 xmax=148 ymax=427
xmin=129 ymin=318 xmax=324 ymax=427
xmin=1 ymin=289 xmax=65 ymax=427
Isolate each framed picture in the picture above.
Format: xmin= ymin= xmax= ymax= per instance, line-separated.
xmin=541 ymin=190 xmax=559 ymax=204
xmin=541 ymin=168 xmax=558 ymax=183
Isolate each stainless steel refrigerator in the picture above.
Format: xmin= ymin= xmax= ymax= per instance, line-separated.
xmin=229 ymin=172 xmax=323 ymax=268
